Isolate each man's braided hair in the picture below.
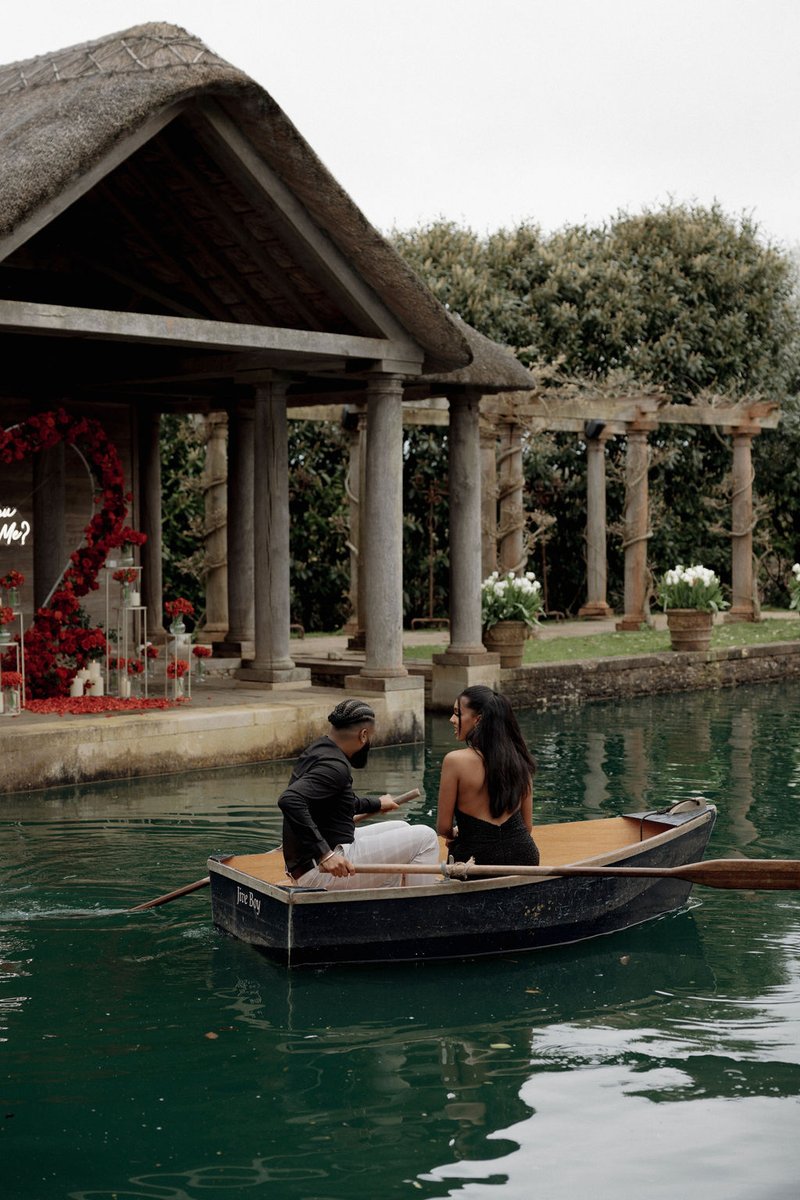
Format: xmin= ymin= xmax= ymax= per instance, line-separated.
xmin=327 ymin=698 xmax=376 ymax=729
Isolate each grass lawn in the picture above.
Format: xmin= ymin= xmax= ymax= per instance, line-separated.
xmin=402 ymin=617 xmax=800 ymax=664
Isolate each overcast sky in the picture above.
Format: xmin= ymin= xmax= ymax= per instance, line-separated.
xmin=3 ymin=0 xmax=799 ymax=249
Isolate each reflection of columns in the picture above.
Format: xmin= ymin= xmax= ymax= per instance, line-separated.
xmin=728 ymin=708 xmax=757 ymax=846
xmin=361 ymin=375 xmax=407 ymax=678
xmin=138 ymin=409 xmax=164 ymax=634
xmin=238 ymin=381 xmax=309 ymax=685
xmin=616 ymin=422 xmax=655 ymax=631
xmin=33 ymin=442 xmax=65 ymax=609
xmin=447 ymin=393 xmax=485 ymax=655
xmin=583 ymin=730 xmax=610 ymax=810
xmin=202 ymin=412 xmax=228 ymax=641
xmin=497 ymin=419 xmax=525 ymax=575
xmin=479 ymin=419 xmax=498 ymax=581
xmin=727 ymin=426 xmax=759 ymax=622
xmin=345 ymin=407 xmax=367 ymax=649
xmin=221 ymin=401 xmax=254 ymax=655
xmin=622 ymin=725 xmax=648 ymax=809
xmin=579 ymin=428 xmax=614 ymax=619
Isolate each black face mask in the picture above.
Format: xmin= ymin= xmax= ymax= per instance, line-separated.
xmin=349 ymin=741 xmax=371 ymax=769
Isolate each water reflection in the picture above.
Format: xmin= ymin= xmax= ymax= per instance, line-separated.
xmin=2 ymin=682 xmax=800 ymax=1200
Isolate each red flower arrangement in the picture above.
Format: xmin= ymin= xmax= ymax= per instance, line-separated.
xmin=1 ymin=671 xmax=23 ymax=689
xmin=127 ymin=660 xmax=144 ymax=675
xmin=109 ymin=527 xmax=147 ymax=550
xmin=0 ymin=605 xmax=13 ymax=626
xmin=141 ymin=643 xmax=160 ymax=659
xmin=165 ymin=598 xmax=194 ymax=620
xmin=112 ymin=568 xmax=139 ymax=585
xmin=167 ymin=659 xmax=189 ymax=678
xmin=192 ymin=645 xmax=212 ymax=659
xmin=109 ymin=656 xmax=128 ymax=672
xmin=0 ymin=409 xmax=145 ymax=698
xmin=0 ymin=571 xmax=24 ymax=590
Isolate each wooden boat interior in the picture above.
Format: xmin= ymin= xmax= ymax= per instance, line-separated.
xmin=224 ymin=813 xmax=672 ymax=888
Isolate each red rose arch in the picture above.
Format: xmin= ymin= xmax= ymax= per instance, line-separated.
xmin=0 ymin=409 xmax=144 ymax=698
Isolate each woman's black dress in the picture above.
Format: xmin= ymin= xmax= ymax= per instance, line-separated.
xmin=447 ymin=806 xmax=540 ymax=866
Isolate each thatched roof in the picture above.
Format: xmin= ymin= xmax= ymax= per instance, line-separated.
xmin=415 ymin=314 xmax=534 ymax=393
xmin=0 ymin=23 xmax=470 ymax=374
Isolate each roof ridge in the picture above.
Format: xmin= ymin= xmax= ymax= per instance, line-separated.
xmin=0 ymin=23 xmax=229 ymax=96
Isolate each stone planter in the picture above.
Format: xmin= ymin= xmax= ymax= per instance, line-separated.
xmin=483 ymin=620 xmax=529 ymax=668
xmin=666 ymin=608 xmax=714 ymax=653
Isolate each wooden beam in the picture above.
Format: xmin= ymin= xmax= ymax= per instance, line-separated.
xmin=195 ymin=102 xmax=424 ymax=352
xmin=480 ymin=394 xmax=781 ymax=430
xmin=0 ymin=103 xmax=189 ymax=263
xmin=0 ymin=298 xmax=423 ymax=367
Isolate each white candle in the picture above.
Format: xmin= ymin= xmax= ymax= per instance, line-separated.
xmin=130 ymin=591 xmax=140 ymax=606
xmin=119 ymin=676 xmax=131 ymax=698
xmin=70 ymin=677 xmax=85 ymax=697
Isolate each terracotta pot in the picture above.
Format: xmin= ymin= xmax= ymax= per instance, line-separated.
xmin=666 ymin=608 xmax=714 ymax=653
xmin=483 ymin=619 xmax=528 ymax=668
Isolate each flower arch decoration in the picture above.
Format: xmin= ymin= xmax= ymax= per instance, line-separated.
xmin=0 ymin=409 xmax=142 ymax=698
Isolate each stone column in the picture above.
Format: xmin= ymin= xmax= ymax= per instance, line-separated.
xmin=33 ymin=442 xmax=65 ymax=609
xmin=497 ymin=419 xmax=525 ymax=575
xmin=201 ymin=412 xmax=228 ymax=642
xmin=344 ymin=406 xmax=367 ymax=649
xmin=578 ymin=426 xmax=614 ymax=619
xmin=616 ymin=421 xmax=655 ymax=631
xmin=358 ymin=375 xmax=407 ymax=680
xmin=480 ymin=419 xmax=498 ymax=582
xmin=238 ymin=381 xmax=309 ymax=686
xmin=138 ymin=408 xmax=164 ymax=635
xmin=726 ymin=426 xmax=759 ymax=622
xmin=219 ymin=401 xmax=254 ymax=657
xmin=431 ymin=392 xmax=499 ymax=708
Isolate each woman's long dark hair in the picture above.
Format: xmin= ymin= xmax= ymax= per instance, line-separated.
xmin=459 ymin=685 xmax=536 ymax=818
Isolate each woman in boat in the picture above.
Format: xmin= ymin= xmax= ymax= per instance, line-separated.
xmin=437 ymin=685 xmax=539 ymax=866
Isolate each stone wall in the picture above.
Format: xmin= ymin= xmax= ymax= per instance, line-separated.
xmin=498 ymin=641 xmax=800 ymax=710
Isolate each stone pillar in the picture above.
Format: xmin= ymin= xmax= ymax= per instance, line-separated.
xmin=33 ymin=442 xmax=65 ymax=609
xmin=237 ymin=381 xmax=309 ymax=687
xmin=480 ymin=419 xmax=498 ymax=581
xmin=497 ymin=419 xmax=525 ymax=575
xmin=138 ymin=408 xmax=165 ymax=634
xmin=431 ymin=393 xmax=499 ymax=708
xmin=359 ymin=375 xmax=407 ymax=680
xmin=616 ymin=421 xmax=655 ymax=631
xmin=344 ymin=406 xmax=367 ymax=649
xmin=201 ymin=412 xmax=228 ymax=642
xmin=578 ymin=426 xmax=614 ymax=619
xmin=219 ymin=401 xmax=254 ymax=657
xmin=726 ymin=426 xmax=759 ymax=622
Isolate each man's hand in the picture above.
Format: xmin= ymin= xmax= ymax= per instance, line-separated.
xmin=319 ymin=850 xmax=356 ymax=877
xmin=378 ymin=794 xmax=400 ymax=812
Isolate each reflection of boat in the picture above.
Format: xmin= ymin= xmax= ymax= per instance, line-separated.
xmin=208 ymin=802 xmax=716 ymax=967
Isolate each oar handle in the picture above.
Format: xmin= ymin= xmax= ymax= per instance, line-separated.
xmin=354 ymin=787 xmax=421 ymax=823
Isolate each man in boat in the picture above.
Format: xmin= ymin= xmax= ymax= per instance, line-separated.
xmin=278 ymin=698 xmax=440 ymax=889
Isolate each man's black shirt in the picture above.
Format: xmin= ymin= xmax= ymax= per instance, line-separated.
xmin=277 ymin=736 xmax=380 ymax=877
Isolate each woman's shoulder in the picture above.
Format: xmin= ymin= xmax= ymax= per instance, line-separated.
xmin=443 ymin=747 xmax=483 ymax=769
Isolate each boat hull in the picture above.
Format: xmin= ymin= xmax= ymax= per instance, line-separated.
xmin=208 ymin=806 xmax=716 ymax=967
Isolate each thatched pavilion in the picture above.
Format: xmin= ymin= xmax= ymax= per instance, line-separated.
xmin=0 ymin=22 xmax=536 ymax=736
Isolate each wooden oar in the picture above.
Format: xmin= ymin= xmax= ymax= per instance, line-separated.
xmin=349 ymin=858 xmax=800 ymax=890
xmin=126 ymin=787 xmax=422 ymax=912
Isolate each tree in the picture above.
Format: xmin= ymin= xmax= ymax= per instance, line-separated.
xmin=394 ymin=206 xmax=800 ymax=612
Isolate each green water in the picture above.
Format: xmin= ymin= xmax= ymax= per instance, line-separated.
xmin=2 ymin=682 xmax=800 ymax=1200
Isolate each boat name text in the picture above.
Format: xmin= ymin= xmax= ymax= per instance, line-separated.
xmin=236 ymin=885 xmax=261 ymax=916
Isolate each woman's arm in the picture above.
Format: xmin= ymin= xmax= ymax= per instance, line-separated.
xmin=520 ymin=782 xmax=533 ymax=834
xmin=436 ymin=752 xmax=460 ymax=838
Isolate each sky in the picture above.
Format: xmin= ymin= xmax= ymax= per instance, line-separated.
xmin=2 ymin=0 xmax=799 ymax=250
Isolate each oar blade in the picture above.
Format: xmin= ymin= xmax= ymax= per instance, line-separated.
xmin=682 ymin=859 xmax=800 ymax=890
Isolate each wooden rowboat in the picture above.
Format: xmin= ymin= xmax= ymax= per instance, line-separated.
xmin=207 ymin=799 xmax=717 ymax=966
